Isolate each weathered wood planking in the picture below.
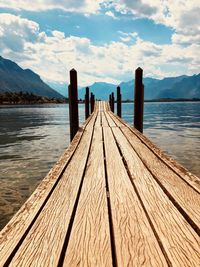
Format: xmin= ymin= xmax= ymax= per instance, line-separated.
xmin=103 ymin=126 xmax=168 ymax=266
xmin=5 ymin=113 xmax=98 ymax=266
xmin=63 ymin=118 xmax=113 ymax=266
xmin=0 ymin=101 xmax=200 ymax=267
xmin=107 ymin=102 xmax=200 ymax=194
xmin=109 ymin=122 xmax=200 ymax=266
xmin=108 ymin=109 xmax=200 ymax=233
xmin=101 ymin=111 xmax=109 ymax=127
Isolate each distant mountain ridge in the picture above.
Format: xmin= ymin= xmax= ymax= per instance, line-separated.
xmin=1 ymin=56 xmax=199 ymax=100
xmin=78 ymin=82 xmax=116 ymax=100
xmin=0 ymin=56 xmax=63 ymax=99
xmin=56 ymin=74 xmax=200 ymax=100
xmin=78 ymin=74 xmax=200 ymax=100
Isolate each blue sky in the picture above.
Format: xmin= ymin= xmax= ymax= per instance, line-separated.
xmin=2 ymin=8 xmax=173 ymax=45
xmin=0 ymin=1 xmax=199 ymax=86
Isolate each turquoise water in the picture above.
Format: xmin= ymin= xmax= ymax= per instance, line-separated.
xmin=0 ymin=102 xmax=199 ymax=229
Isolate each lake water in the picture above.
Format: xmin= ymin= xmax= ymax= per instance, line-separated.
xmin=0 ymin=102 xmax=200 ymax=229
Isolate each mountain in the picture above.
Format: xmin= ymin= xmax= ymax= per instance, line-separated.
xmin=78 ymin=82 xmax=116 ymax=100
xmin=0 ymin=56 xmax=64 ymax=99
xmin=157 ymin=74 xmax=200 ymax=99
xmin=119 ymin=75 xmax=194 ymax=100
xmin=78 ymin=74 xmax=200 ymax=100
xmin=45 ymin=81 xmax=68 ymax=97
xmin=4 ymin=54 xmax=198 ymax=100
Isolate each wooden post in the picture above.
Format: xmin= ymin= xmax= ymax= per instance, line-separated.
xmin=90 ymin=93 xmax=95 ymax=113
xmin=85 ymin=87 xmax=89 ymax=120
xmin=111 ymin=92 xmax=114 ymax=113
xmin=93 ymin=94 xmax=95 ymax=112
xmin=134 ymin=67 xmax=144 ymax=133
xmin=117 ymin=86 xmax=121 ymax=117
xmin=68 ymin=69 xmax=79 ymax=141
xmin=109 ymin=94 xmax=111 ymax=109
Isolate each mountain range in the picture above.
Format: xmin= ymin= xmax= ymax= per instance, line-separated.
xmin=78 ymin=74 xmax=200 ymax=100
xmin=0 ymin=56 xmax=63 ymax=99
xmin=1 ymin=56 xmax=200 ymax=100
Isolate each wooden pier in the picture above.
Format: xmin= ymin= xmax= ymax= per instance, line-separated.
xmin=0 ymin=100 xmax=200 ymax=266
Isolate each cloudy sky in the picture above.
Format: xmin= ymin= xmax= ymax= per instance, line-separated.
xmin=0 ymin=0 xmax=199 ymax=86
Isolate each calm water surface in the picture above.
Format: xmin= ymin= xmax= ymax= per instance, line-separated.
xmin=0 ymin=102 xmax=199 ymax=229
xmin=122 ymin=102 xmax=200 ymax=177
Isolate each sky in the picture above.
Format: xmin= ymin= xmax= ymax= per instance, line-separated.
xmin=0 ymin=0 xmax=199 ymax=86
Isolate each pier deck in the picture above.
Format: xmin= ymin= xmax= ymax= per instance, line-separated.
xmin=0 ymin=101 xmax=200 ymax=266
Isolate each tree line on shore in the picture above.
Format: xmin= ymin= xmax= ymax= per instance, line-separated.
xmin=0 ymin=91 xmax=67 ymax=104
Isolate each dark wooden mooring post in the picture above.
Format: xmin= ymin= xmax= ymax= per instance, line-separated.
xmin=90 ymin=93 xmax=95 ymax=113
xmin=134 ymin=67 xmax=144 ymax=133
xmin=111 ymin=92 xmax=115 ymax=113
xmin=109 ymin=94 xmax=111 ymax=109
xmin=85 ymin=87 xmax=89 ymax=120
xmin=68 ymin=69 xmax=79 ymax=141
xmin=117 ymin=86 xmax=121 ymax=117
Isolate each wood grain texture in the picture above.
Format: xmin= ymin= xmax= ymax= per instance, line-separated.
xmin=108 ymin=111 xmax=200 ymax=232
xmin=63 ymin=119 xmax=112 ymax=266
xmin=109 ymin=110 xmax=200 ymax=194
xmin=8 ymin=112 xmax=97 ymax=267
xmin=110 ymin=123 xmax=200 ymax=267
xmin=132 ymin=127 xmax=200 ymax=193
xmin=0 ymin=115 xmax=92 ymax=265
xmin=99 ymin=101 xmax=103 ymax=111
xmin=95 ymin=111 xmax=101 ymax=127
xmin=105 ymin=112 xmax=116 ymax=127
xmin=101 ymin=111 xmax=109 ymax=127
xmin=103 ymin=126 xmax=168 ymax=267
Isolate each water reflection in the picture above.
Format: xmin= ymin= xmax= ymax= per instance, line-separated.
xmin=0 ymin=104 xmax=84 ymax=229
xmin=122 ymin=102 xmax=200 ymax=177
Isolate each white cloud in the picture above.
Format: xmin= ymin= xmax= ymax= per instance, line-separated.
xmin=0 ymin=13 xmax=45 ymax=53
xmin=0 ymin=0 xmax=105 ymax=13
xmin=118 ymin=31 xmax=138 ymax=42
xmin=172 ymin=33 xmax=200 ymax=45
xmin=112 ymin=0 xmax=200 ymax=46
xmin=105 ymin=11 xmax=118 ymax=19
xmin=51 ymin=30 xmax=65 ymax=39
xmin=112 ymin=0 xmax=158 ymax=17
xmin=1 ymin=0 xmax=199 ymax=47
xmin=0 ymin=13 xmax=199 ymax=86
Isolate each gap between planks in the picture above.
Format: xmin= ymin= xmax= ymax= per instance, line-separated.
xmin=104 ymin=110 xmax=200 ymax=266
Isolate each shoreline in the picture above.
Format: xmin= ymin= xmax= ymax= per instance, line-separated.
xmin=122 ymin=98 xmax=200 ymax=103
xmin=0 ymin=99 xmax=200 ymax=106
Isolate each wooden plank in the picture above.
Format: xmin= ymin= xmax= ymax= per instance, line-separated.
xmin=103 ymin=126 xmax=168 ymax=267
xmin=110 ymin=111 xmax=200 ymax=194
xmin=95 ymin=108 xmax=101 ymax=127
xmin=97 ymin=100 xmax=100 ymax=111
xmin=106 ymin=101 xmax=110 ymax=111
xmin=7 ymin=112 xmax=98 ymax=267
xmin=105 ymin=101 xmax=109 ymax=112
xmin=101 ymin=111 xmax=108 ymax=127
xmin=105 ymin=110 xmax=116 ymax=127
xmin=99 ymin=101 xmax=103 ymax=111
xmin=133 ymin=126 xmax=200 ymax=193
xmin=63 ymin=126 xmax=113 ymax=266
xmin=110 ymin=124 xmax=200 ymax=266
xmin=108 ymin=111 xmax=200 ymax=232
xmin=0 ymin=114 xmax=93 ymax=265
